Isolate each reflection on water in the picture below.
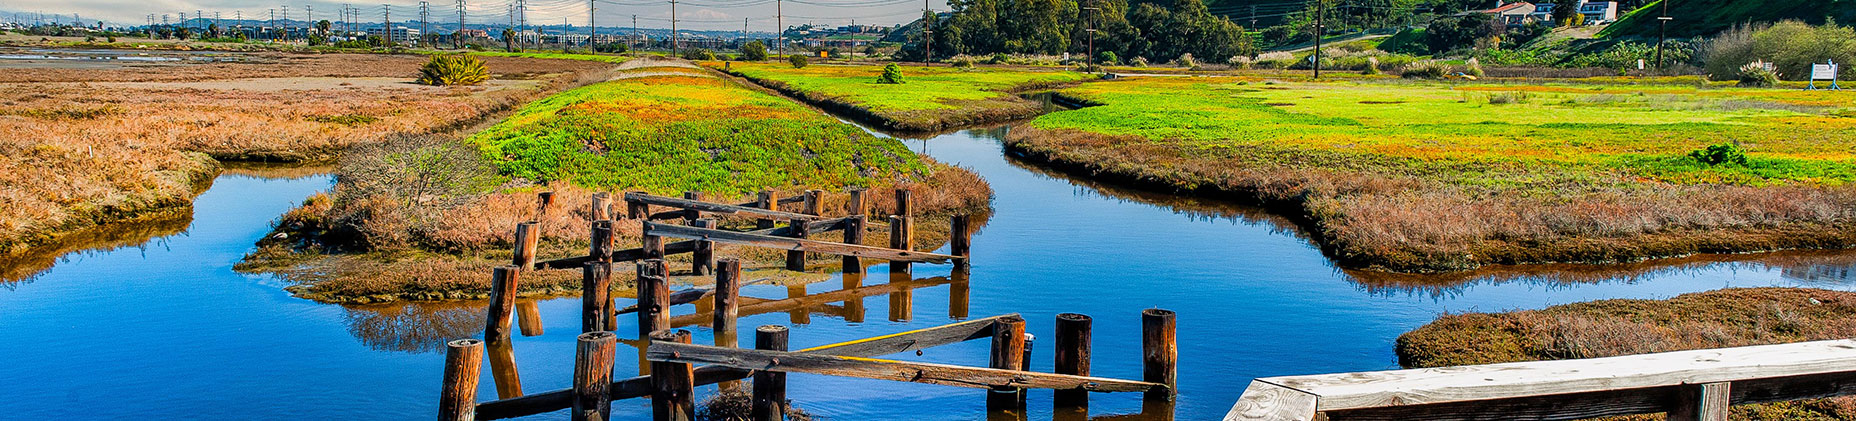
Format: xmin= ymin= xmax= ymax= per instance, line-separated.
xmin=342 ymin=301 xmax=485 ymax=353
xmin=0 ymin=210 xmax=192 ymax=285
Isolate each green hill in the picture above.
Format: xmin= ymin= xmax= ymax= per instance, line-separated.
xmin=1599 ymin=0 xmax=1856 ymax=38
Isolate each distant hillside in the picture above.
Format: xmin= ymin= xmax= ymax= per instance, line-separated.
xmin=1599 ymin=0 xmax=1856 ymax=38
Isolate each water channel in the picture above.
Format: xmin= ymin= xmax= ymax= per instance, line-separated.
xmin=6 ymin=125 xmax=1856 ymax=419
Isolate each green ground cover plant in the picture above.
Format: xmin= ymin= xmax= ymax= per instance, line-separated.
xmin=468 ymin=51 xmax=632 ymax=64
xmin=712 ymin=62 xmax=1092 ymax=131
xmin=1009 ymin=76 xmax=1856 ymax=271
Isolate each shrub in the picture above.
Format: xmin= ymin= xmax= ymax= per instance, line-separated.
xmin=1487 ymin=91 xmax=1529 ymax=104
xmin=1362 ymin=56 xmax=1381 ymax=75
xmin=1227 ymin=55 xmax=1253 ymax=69
xmin=876 ymin=62 xmax=905 ymax=84
xmin=1738 ymin=60 xmax=1781 ymax=87
xmin=1175 ymin=53 xmax=1196 ymax=68
xmin=1464 ymin=57 xmax=1485 ymax=77
xmin=950 ymin=55 xmax=976 ymax=68
xmin=739 ymin=40 xmax=768 ymax=61
xmin=1400 ymin=61 xmax=1450 ymax=79
xmin=787 ymin=55 xmax=808 ymax=68
xmin=330 ymin=135 xmax=506 ymax=251
xmin=1253 ymin=51 xmax=1296 ymax=69
xmin=1703 ymin=20 xmax=1856 ymax=81
xmin=1129 ymin=56 xmax=1148 ymax=67
xmin=988 ymin=53 xmax=1011 ymax=64
xmin=681 ymin=48 xmax=715 ymax=60
xmin=1689 ymin=143 xmax=1749 ymax=166
xmin=1097 ymin=51 xmax=1119 ymax=65
xmin=416 ymin=55 xmax=490 ymax=86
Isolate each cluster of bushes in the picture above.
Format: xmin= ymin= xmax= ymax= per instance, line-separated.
xmin=1704 ymin=20 xmax=1856 ymax=81
xmin=417 ymin=55 xmax=490 ymax=86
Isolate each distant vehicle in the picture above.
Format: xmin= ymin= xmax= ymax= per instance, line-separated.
xmin=1447 ymin=72 xmax=1479 ymax=80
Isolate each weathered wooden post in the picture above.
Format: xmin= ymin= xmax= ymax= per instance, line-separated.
xmin=802 ymin=189 xmax=823 ymax=216
xmin=590 ymin=220 xmax=614 ymax=263
xmin=583 ymin=262 xmax=613 ymax=333
xmin=752 ymin=325 xmax=789 ymax=421
xmin=690 ymin=218 xmax=717 ymax=275
xmin=591 ymin=192 xmax=611 ymax=221
xmin=626 ymin=192 xmax=648 ymax=220
xmin=536 ymin=191 xmax=555 ymax=217
xmin=842 ymin=215 xmax=865 ymax=270
xmin=572 ymin=331 xmax=617 ymax=421
xmin=785 ymin=218 xmax=809 ymax=271
xmin=987 ymin=315 xmax=1028 ymax=415
xmin=650 ymin=329 xmax=697 ymax=421
xmin=638 ymin=259 xmax=671 ymax=338
xmin=513 ymin=222 xmax=539 ymax=270
xmin=888 ymin=215 xmax=912 ymax=275
xmin=713 ymin=258 xmax=741 ymax=346
xmin=642 ymin=220 xmax=665 ymax=260
xmin=682 ymin=191 xmax=702 ymax=223
xmin=1670 ymin=382 xmax=1731 ymax=421
xmin=438 ymin=339 xmax=484 ymax=421
xmin=1143 ymin=309 xmax=1178 ymax=403
xmin=483 ymin=266 xmax=520 ymax=344
xmin=1054 ymin=313 xmax=1093 ymax=411
xmin=951 ymin=214 xmax=971 ymax=269
xmin=516 ymin=301 xmax=545 ymax=337
xmin=756 ymin=190 xmax=779 ymax=229
xmin=847 ymin=187 xmax=866 ymax=216
xmin=486 ymin=337 xmax=524 ymax=399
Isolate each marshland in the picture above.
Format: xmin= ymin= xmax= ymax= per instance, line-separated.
xmin=7 ymin=3 xmax=1856 ymax=420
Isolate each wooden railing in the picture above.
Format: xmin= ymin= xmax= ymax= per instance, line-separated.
xmin=1224 ymin=339 xmax=1856 ymax=421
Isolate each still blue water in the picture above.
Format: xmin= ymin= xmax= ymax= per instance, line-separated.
xmin=4 ymin=128 xmax=1854 ymax=420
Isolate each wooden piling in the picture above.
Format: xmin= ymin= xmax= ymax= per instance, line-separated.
xmin=483 ymin=266 xmax=520 ymax=344
xmin=572 ymin=331 xmax=617 ymax=421
xmin=537 ymin=191 xmax=555 ymax=217
xmin=1670 ymin=382 xmax=1731 ymax=421
xmin=951 ymin=214 xmax=971 ymax=269
xmin=682 ymin=191 xmax=702 ymax=223
xmin=713 ymin=259 xmax=741 ymax=343
xmin=756 ymin=190 xmax=778 ymax=229
xmin=802 ymin=190 xmax=823 ymax=216
xmin=690 ymin=219 xmax=717 ymax=276
xmin=895 ymin=188 xmax=913 ymax=218
xmin=651 ymin=329 xmax=697 ymax=421
xmin=513 ymin=222 xmax=539 ymax=270
xmin=642 ymin=220 xmax=665 ymax=260
xmin=438 ymin=338 xmax=484 ymax=421
xmin=752 ymin=325 xmax=790 ymax=421
xmin=1142 ymin=309 xmax=1178 ymax=403
xmin=847 ymin=188 xmax=866 ymax=216
xmin=888 ymin=215 xmax=912 ymax=275
xmin=582 ymin=262 xmax=613 ymax=333
xmin=987 ymin=315 xmax=1028 ymax=414
xmin=590 ymin=220 xmax=614 ymax=263
xmin=843 ymin=215 xmax=865 ymax=270
xmin=785 ymin=217 xmax=809 ymax=271
xmin=1054 ymin=313 xmax=1093 ymax=410
xmin=638 ymin=260 xmax=671 ymax=338
xmin=591 ymin=192 xmax=611 ymax=221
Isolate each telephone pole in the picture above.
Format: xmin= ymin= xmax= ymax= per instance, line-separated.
xmin=420 ymin=1 xmax=429 ymax=47
xmin=1084 ymin=4 xmax=1097 ymax=70
xmin=922 ymin=0 xmax=932 ymax=64
xmin=456 ymin=0 xmax=465 ymax=48
xmin=1655 ymin=0 xmax=1671 ymax=67
xmin=670 ymin=0 xmax=678 ymax=53
xmin=383 ymin=4 xmax=392 ymax=45
xmin=775 ymin=0 xmax=782 ymax=57
xmin=588 ymin=0 xmax=595 ymax=51
xmin=281 ymin=5 xmax=289 ymax=41
xmin=631 ymin=15 xmax=638 ymax=52
xmin=1313 ymin=0 xmax=1325 ymax=79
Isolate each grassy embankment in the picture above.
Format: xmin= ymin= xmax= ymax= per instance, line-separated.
xmin=1007 ymin=76 xmax=1856 ymax=272
xmin=0 ymin=53 xmax=611 ymax=259
xmin=1398 ymin=288 xmax=1856 ymax=419
xmin=240 ymin=65 xmax=992 ymax=304
xmin=710 ymin=62 xmax=1093 ymax=132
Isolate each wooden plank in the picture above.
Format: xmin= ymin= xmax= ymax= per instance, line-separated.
xmin=645 ymin=222 xmax=957 ymax=263
xmin=1256 ymin=339 xmax=1856 ymax=412
xmin=1222 ymin=380 xmax=1319 ymax=421
xmin=533 ymin=221 xmax=843 ymax=270
xmin=625 ymin=192 xmax=820 ymax=221
xmin=665 ymin=276 xmax=954 ymax=327
xmin=1309 ymin=370 xmax=1856 ymax=421
xmin=795 ymin=314 xmax=1010 ymax=356
xmin=646 ymin=342 xmax=1164 ymax=393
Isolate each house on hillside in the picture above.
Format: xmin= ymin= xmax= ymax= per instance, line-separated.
xmin=1482 ymin=1 xmax=1538 ymax=27
xmin=1578 ymin=1 xmax=1620 ymax=24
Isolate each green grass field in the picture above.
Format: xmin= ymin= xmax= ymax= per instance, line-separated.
xmin=711 ymin=62 xmax=1092 ymax=131
xmin=1008 ymin=76 xmax=1856 ymax=271
xmin=468 ymin=51 xmax=632 ymax=63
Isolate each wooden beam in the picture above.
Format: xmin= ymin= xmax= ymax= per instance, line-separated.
xmin=795 ymin=314 xmax=1012 ymax=356
xmin=645 ymin=222 xmax=957 ymax=263
xmin=1222 ymin=380 xmax=1318 ymax=421
xmin=532 ymin=221 xmax=845 ymax=271
xmin=625 ymin=192 xmax=821 ymax=221
xmin=646 ymin=342 xmax=1164 ymax=393
xmin=664 ymin=276 xmax=954 ymax=328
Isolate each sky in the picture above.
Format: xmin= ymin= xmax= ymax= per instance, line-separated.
xmin=1 ymin=0 xmax=934 ymax=31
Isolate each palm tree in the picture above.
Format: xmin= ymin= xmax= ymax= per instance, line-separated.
xmin=502 ymin=28 xmax=516 ymax=52
xmin=317 ymin=20 xmax=332 ymax=36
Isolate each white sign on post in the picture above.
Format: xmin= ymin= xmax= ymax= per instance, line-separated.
xmin=1809 ymin=60 xmax=1841 ymax=90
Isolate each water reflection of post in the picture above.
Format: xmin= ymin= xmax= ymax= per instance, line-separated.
xmin=714 ymin=259 xmax=744 ymax=392
xmin=516 ymin=301 xmax=544 ymax=337
xmin=888 ymin=269 xmax=914 ymax=322
xmin=843 ymin=269 xmax=867 ymax=323
xmin=486 ymin=337 xmax=524 ymax=399
xmin=786 ymin=283 xmax=811 ymax=325
xmin=950 ymin=268 xmax=970 ymax=320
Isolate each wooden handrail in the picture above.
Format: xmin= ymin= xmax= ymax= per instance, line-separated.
xmin=1225 ymin=339 xmax=1856 ymax=421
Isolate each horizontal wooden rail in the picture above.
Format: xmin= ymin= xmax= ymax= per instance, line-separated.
xmin=625 ymin=192 xmax=821 ymax=222
xmin=475 ymin=314 xmax=1016 ymax=420
xmin=667 ymin=276 xmax=953 ymax=328
xmin=1225 ymin=339 xmax=1856 ymax=421
xmin=647 ymin=342 xmax=1165 ymax=393
xmin=644 ymin=222 xmax=957 ymax=263
xmin=532 ymin=220 xmax=843 ymax=270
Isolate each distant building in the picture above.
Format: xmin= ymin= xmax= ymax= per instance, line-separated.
xmin=1482 ymin=1 xmax=1537 ymax=27
xmin=366 ymin=26 xmax=420 ymax=43
xmin=1578 ymin=1 xmax=1620 ymax=23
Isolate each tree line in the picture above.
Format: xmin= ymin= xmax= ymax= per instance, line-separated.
xmin=901 ymin=0 xmax=1257 ymax=64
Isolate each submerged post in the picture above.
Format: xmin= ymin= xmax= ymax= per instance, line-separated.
xmin=682 ymin=191 xmax=702 ymax=223
xmin=590 ymin=220 xmax=614 ymax=263
xmin=756 ymin=190 xmax=779 ymax=229
xmin=650 ymin=329 xmax=696 ymax=421
xmin=713 ymin=259 xmax=742 ymax=344
xmin=1054 ymin=313 xmax=1093 ymax=411
xmin=987 ymin=315 xmax=1028 ymax=414
xmin=951 ymin=214 xmax=971 ymax=269
xmin=513 ymin=222 xmax=539 ymax=270
xmin=691 ymin=218 xmax=717 ymax=275
xmin=638 ymin=259 xmax=671 ymax=338
xmin=572 ymin=331 xmax=617 ymax=421
xmin=438 ymin=339 xmax=484 ymax=421
xmin=483 ymin=266 xmax=521 ymax=344
xmin=752 ymin=325 xmax=790 ymax=421
xmin=582 ymin=262 xmax=613 ymax=332
xmin=1143 ymin=309 xmax=1178 ymax=403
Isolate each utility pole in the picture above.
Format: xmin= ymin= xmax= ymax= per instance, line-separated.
xmin=851 ymin=19 xmax=857 ymax=60
xmin=384 ymin=4 xmax=392 ymax=45
xmin=1655 ymin=0 xmax=1671 ymax=68
xmin=281 ymin=5 xmax=288 ymax=41
xmin=742 ymin=18 xmax=748 ymax=51
xmin=670 ymin=0 xmax=678 ymax=54
xmin=775 ymin=0 xmax=782 ymax=57
xmin=632 ymin=15 xmax=638 ymax=52
xmin=265 ymin=9 xmax=273 ymax=39
xmin=517 ymin=0 xmax=527 ymax=49
xmin=588 ymin=0 xmax=595 ymax=52
xmin=420 ymin=1 xmax=430 ymax=47
xmin=1250 ymin=4 xmax=1257 ymax=29
xmin=922 ymin=0 xmax=932 ymax=65
xmin=1313 ymin=0 xmax=1324 ymax=79
xmin=305 ymin=5 xmax=312 ymax=34
xmin=1084 ymin=4 xmax=1097 ymax=70
xmin=456 ymin=0 xmax=465 ymax=49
